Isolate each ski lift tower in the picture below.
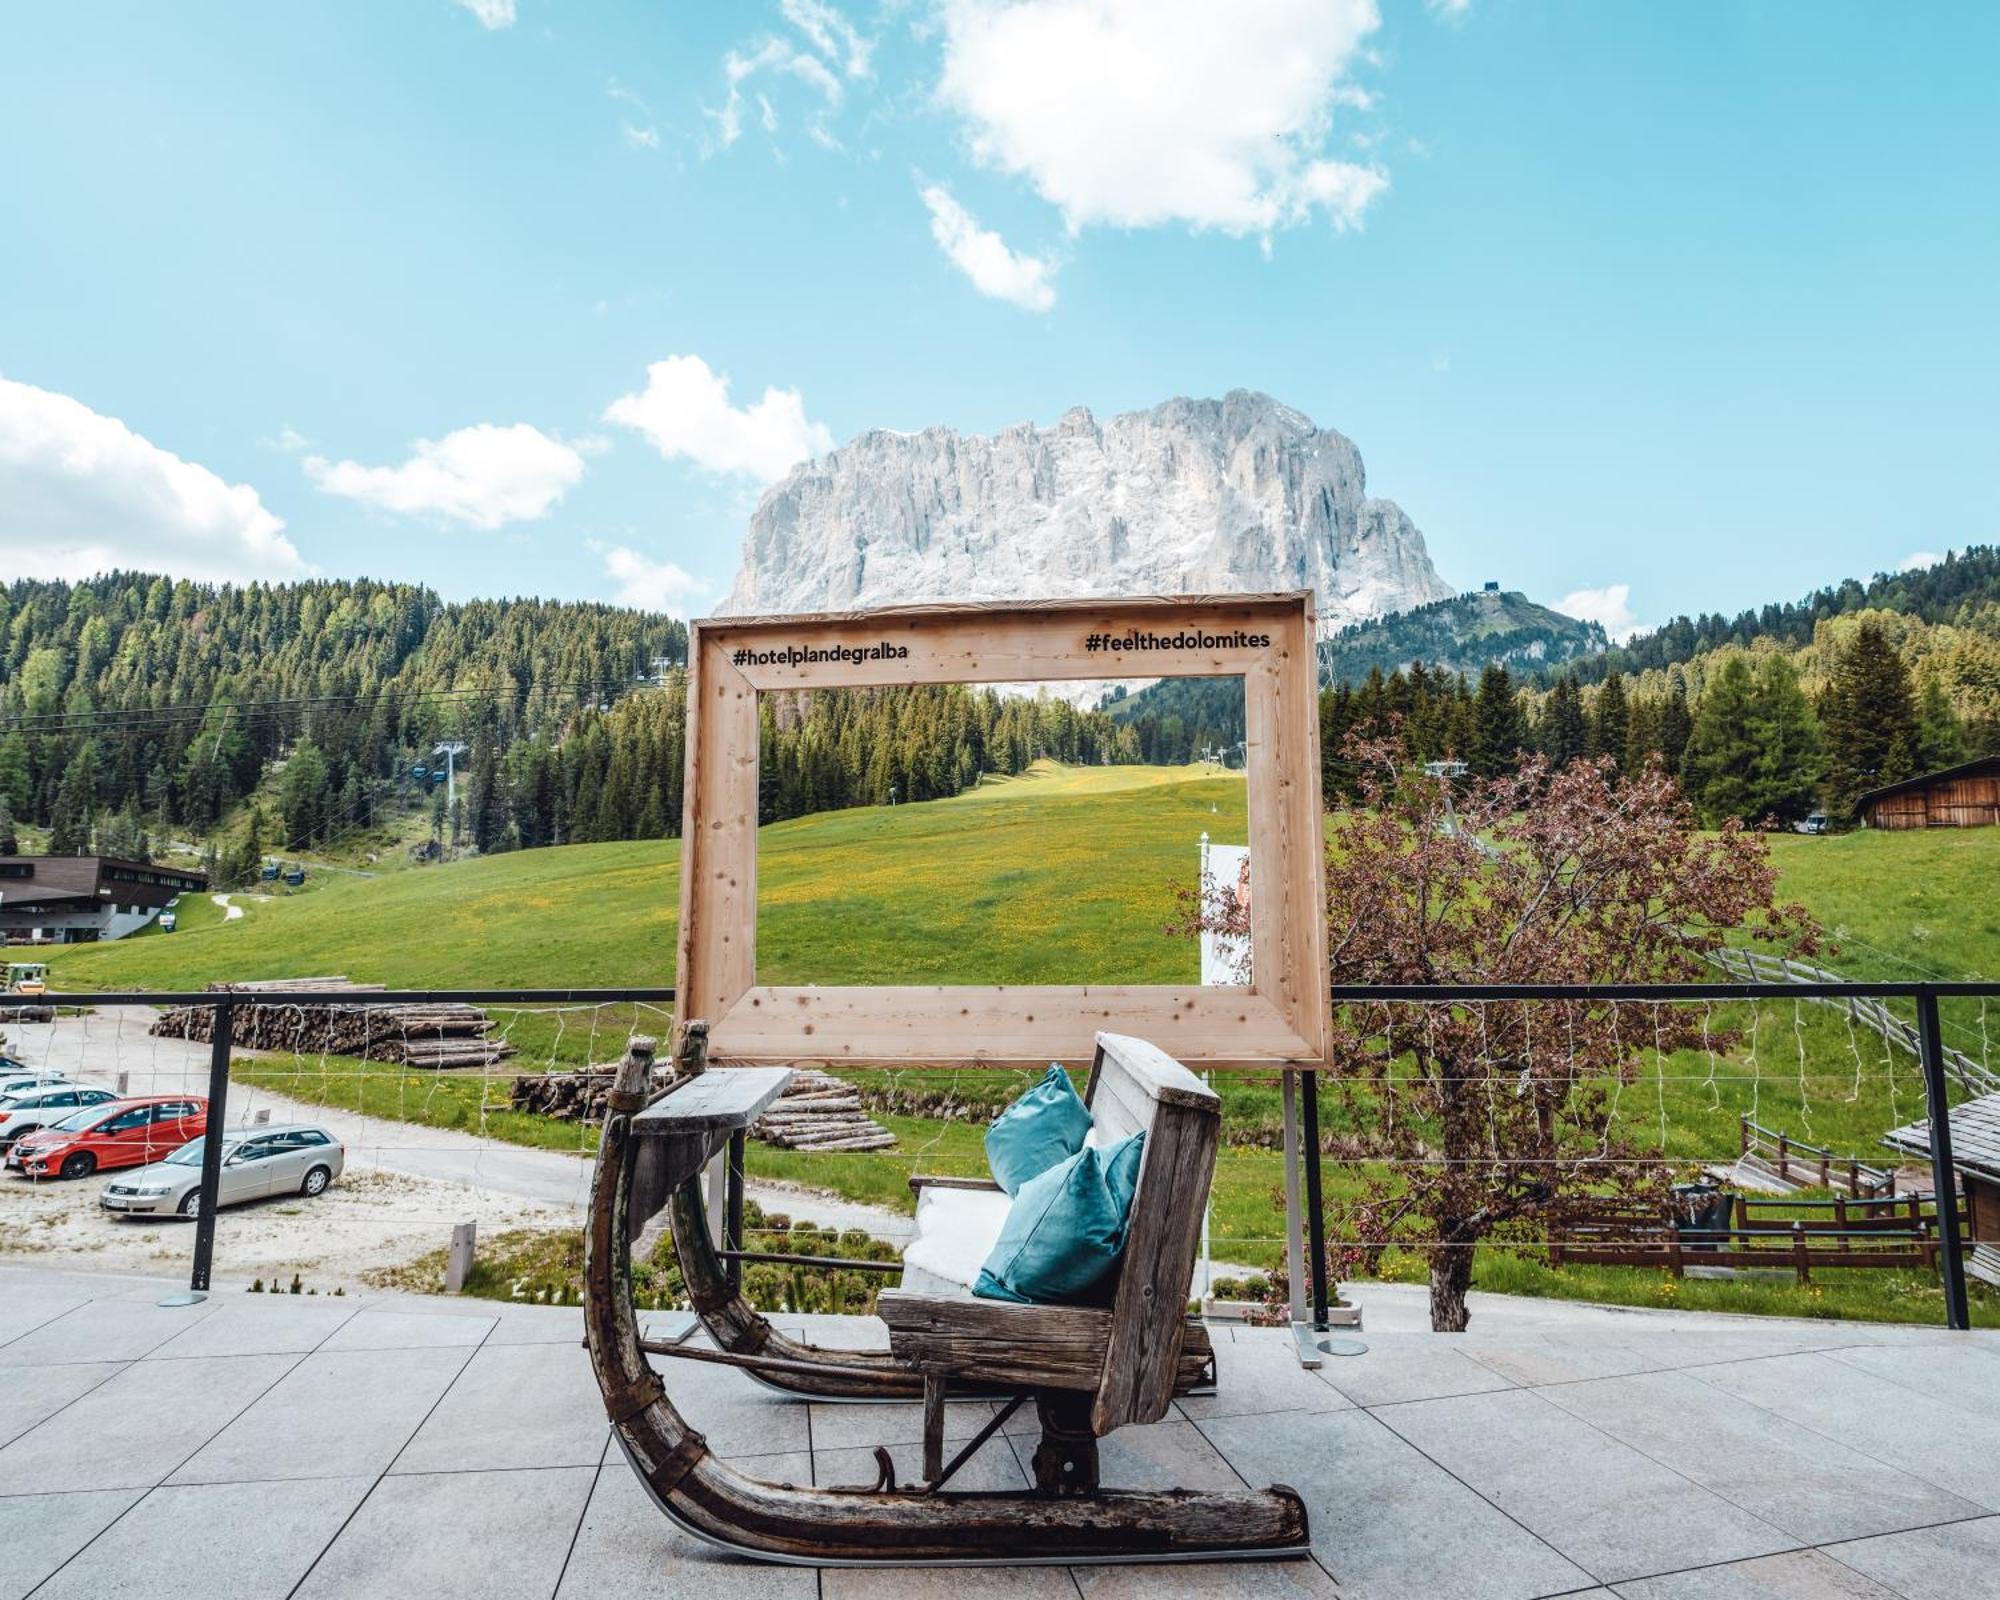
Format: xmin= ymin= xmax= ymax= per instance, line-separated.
xmin=432 ymin=741 xmax=469 ymax=810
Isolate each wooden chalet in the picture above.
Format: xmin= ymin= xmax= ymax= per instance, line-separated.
xmin=1883 ymin=1092 xmax=2000 ymax=1286
xmin=1856 ymin=754 xmax=2000 ymax=830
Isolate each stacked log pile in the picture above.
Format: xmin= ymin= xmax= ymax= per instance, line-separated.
xmin=508 ymin=1062 xmax=896 ymax=1152
xmin=751 ymin=1069 xmax=896 ymax=1153
xmin=151 ymin=978 xmax=515 ymax=1069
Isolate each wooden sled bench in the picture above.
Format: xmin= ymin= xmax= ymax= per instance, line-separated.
xmin=876 ymin=1031 xmax=1223 ymax=1487
xmin=583 ymin=1027 xmax=1307 ymax=1565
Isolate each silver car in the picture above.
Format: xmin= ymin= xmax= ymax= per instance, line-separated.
xmin=100 ymin=1123 xmax=345 ymax=1218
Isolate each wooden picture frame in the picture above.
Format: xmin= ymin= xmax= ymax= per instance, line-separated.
xmin=674 ymin=593 xmax=1331 ymax=1071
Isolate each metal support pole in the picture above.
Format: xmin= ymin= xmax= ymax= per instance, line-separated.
xmin=1916 ymin=987 xmax=1971 ymax=1331
xmin=1301 ymin=1068 xmax=1329 ymax=1330
xmin=725 ymin=1129 xmax=747 ymax=1295
xmin=163 ymin=999 xmax=232 ymax=1307
xmin=1279 ymin=1069 xmax=1320 ymax=1368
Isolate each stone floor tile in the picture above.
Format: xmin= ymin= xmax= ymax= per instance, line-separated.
xmin=1610 ymin=1549 xmax=1900 ymax=1599
xmin=1375 ymin=1387 xmax=1796 ymax=1584
xmin=818 ymin=1436 xmax=1028 ymax=1491
xmin=806 ymin=1397 xmax=997 ymax=1451
xmin=391 ymin=1340 xmax=608 ymax=1473
xmin=658 ymin=1358 xmax=812 ymax=1458
xmin=0 ymin=1289 xmax=88 ymax=1349
xmin=1819 ymin=1341 xmax=2000 ymax=1417
xmin=1177 ymin=1336 xmax=1356 ymax=1420
xmin=0 ymin=1489 xmax=142 ymax=1600
xmin=294 ymin=1466 xmax=594 ymax=1600
xmin=480 ymin=1305 xmax=588 ymax=1345
xmin=1542 ymin=1369 xmax=1982 ymax=1545
xmin=28 ymin=1475 xmax=376 ymax=1600
xmin=555 ymin=1456 xmax=817 ymax=1599
xmin=1820 ymin=1514 xmax=2000 ymax=1600
xmin=143 ymin=1300 xmax=357 ymax=1360
xmin=1086 ymin=1417 xmax=1246 ymax=1493
xmin=0 ymin=1361 xmax=124 ymax=1448
xmin=1319 ymin=1344 xmax=1519 ymax=1408
xmin=169 ymin=1345 xmax=474 ymax=1484
xmin=1693 ymin=1354 xmax=2000 ymax=1511
xmin=822 ymin=1567 xmax=1079 ymax=1600
xmin=0 ymin=1298 xmax=212 ymax=1366
xmin=1074 ymin=1557 xmax=1342 ymax=1599
xmin=316 ymin=1307 xmax=495 ymax=1350
xmin=1201 ymin=1405 xmax=1593 ymax=1600
xmin=0 ymin=1353 xmax=297 ymax=1495
xmin=1458 ymin=1336 xmax=1668 ymax=1389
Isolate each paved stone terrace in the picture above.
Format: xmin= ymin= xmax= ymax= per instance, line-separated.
xmin=3 ymin=1266 xmax=1997 ymax=1599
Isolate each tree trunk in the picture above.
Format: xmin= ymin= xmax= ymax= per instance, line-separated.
xmin=1429 ymin=1242 xmax=1474 ymax=1332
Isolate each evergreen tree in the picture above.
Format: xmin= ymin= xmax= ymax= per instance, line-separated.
xmin=1590 ymin=671 xmax=1630 ymax=766
xmin=1915 ymin=673 xmax=1969 ymax=771
xmin=1680 ymin=658 xmax=1762 ymax=825
xmin=0 ymin=794 xmax=17 ymax=856
xmin=1470 ymin=665 xmax=1524 ymax=778
xmin=1538 ymin=674 xmax=1588 ymax=769
xmin=48 ymin=745 xmax=98 ymax=854
xmin=1658 ymin=672 xmax=1694 ymax=774
xmin=278 ymin=739 xmax=332 ymax=848
xmin=1748 ymin=655 xmax=1824 ymax=827
xmin=468 ymin=735 xmax=508 ymax=854
xmin=1821 ymin=620 xmax=1919 ymax=817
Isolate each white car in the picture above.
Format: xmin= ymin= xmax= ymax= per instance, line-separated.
xmin=0 ymin=1071 xmax=71 ymax=1100
xmin=100 ymin=1123 xmax=346 ymax=1218
xmin=0 ymin=1084 xmax=118 ymax=1151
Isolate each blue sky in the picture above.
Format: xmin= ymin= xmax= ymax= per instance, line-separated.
xmin=2 ymin=1 xmax=1995 ymax=640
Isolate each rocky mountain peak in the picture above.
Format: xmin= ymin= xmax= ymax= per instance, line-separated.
xmin=721 ymin=390 xmax=1454 ymax=633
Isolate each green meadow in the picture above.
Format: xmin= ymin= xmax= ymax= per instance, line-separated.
xmin=41 ymin=761 xmax=2000 ymax=1322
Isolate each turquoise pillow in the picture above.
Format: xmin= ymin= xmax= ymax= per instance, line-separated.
xmin=985 ymin=1064 xmax=1092 ymax=1195
xmin=973 ymin=1130 xmax=1146 ymax=1305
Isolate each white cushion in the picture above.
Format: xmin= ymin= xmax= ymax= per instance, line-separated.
xmin=899 ymin=1186 xmax=1012 ymax=1297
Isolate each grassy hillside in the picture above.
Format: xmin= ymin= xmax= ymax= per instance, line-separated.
xmin=35 ymin=765 xmax=2000 ymax=1323
xmin=46 ymin=761 xmax=1247 ymax=992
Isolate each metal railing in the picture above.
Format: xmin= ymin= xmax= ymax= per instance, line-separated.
xmin=6 ymin=977 xmax=1994 ymax=1332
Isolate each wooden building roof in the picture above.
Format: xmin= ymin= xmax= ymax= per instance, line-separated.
xmin=1854 ymin=754 xmax=2000 ymax=811
xmin=1882 ymin=1090 xmax=2000 ymax=1183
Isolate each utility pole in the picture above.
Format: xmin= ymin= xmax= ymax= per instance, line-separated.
xmin=649 ymin=655 xmax=677 ymax=688
xmin=432 ymin=741 xmax=468 ymax=812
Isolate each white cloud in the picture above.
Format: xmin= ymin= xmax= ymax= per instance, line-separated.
xmin=604 ymin=356 xmax=832 ymax=484
xmin=453 ymin=0 xmax=516 ymax=30
xmin=304 ymin=423 xmax=586 ymax=529
xmin=596 ymin=544 xmax=711 ymax=617
xmin=622 ymin=122 xmax=661 ymax=151
xmin=934 ymin=0 xmax=1389 ymax=238
xmin=710 ymin=36 xmax=844 ymax=148
xmin=1553 ymin=583 xmax=1642 ymax=644
xmin=1428 ymin=0 xmax=1473 ymax=18
xmin=1900 ymin=550 xmax=1944 ymax=572
xmin=780 ymin=0 xmax=874 ymax=78
xmin=921 ymin=185 xmax=1058 ymax=310
xmin=0 ymin=375 xmax=307 ymax=583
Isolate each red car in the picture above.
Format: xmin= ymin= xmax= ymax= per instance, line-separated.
xmin=7 ymin=1096 xmax=208 ymax=1181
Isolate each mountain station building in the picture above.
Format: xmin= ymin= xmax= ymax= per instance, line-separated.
xmin=0 ymin=856 xmax=207 ymax=946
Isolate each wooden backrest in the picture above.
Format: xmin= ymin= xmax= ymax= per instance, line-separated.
xmin=1084 ymin=1032 xmax=1221 ymax=1434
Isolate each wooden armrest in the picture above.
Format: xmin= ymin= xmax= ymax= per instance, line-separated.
xmin=907 ymin=1174 xmax=1004 ymax=1194
xmin=877 ymin=1291 xmax=1212 ymax=1400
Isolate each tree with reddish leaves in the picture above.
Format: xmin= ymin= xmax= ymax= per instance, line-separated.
xmin=1332 ymin=744 xmax=1817 ymax=1329
xmin=1180 ymin=740 xmax=1818 ymax=1331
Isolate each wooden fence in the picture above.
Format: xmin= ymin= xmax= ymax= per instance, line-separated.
xmin=1550 ymin=1190 xmax=1970 ymax=1284
xmin=1737 ymin=1115 xmax=1896 ymax=1198
xmin=1706 ymin=947 xmax=2000 ymax=1096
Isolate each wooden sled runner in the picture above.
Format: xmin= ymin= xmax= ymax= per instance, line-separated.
xmin=583 ymin=1029 xmax=1310 ymax=1566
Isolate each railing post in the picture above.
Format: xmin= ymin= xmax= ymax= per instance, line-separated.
xmin=1777 ymin=1134 xmax=1789 ymax=1183
xmin=725 ymin=1129 xmax=747 ymax=1295
xmin=163 ymin=998 xmax=233 ymax=1307
xmin=1915 ymin=986 xmax=1971 ymax=1331
xmin=1301 ymin=1067 xmax=1328 ymax=1331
